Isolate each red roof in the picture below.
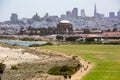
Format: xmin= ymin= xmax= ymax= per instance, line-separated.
xmin=74 ymin=34 xmax=102 ymax=37
xmin=103 ymin=32 xmax=120 ymax=35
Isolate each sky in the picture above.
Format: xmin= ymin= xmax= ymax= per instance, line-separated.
xmin=0 ymin=0 xmax=120 ymax=21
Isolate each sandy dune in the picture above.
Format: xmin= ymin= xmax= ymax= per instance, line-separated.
xmin=0 ymin=46 xmax=93 ymax=80
xmin=0 ymin=46 xmax=40 ymax=67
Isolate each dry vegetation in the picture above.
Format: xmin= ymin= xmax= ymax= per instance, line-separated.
xmin=0 ymin=42 xmax=80 ymax=80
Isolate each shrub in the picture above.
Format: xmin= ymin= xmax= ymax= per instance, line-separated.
xmin=48 ymin=65 xmax=80 ymax=76
xmin=12 ymin=44 xmax=17 ymax=46
xmin=29 ymin=42 xmax=52 ymax=47
xmin=20 ymin=38 xmax=35 ymax=41
xmin=85 ymin=37 xmax=95 ymax=43
xmin=44 ymin=42 xmax=53 ymax=45
xmin=0 ymin=63 xmax=5 ymax=74
xmin=41 ymin=42 xmax=53 ymax=46
xmin=66 ymin=37 xmax=79 ymax=41
xmin=56 ymin=35 xmax=64 ymax=41
xmin=34 ymin=39 xmax=42 ymax=41
xmin=29 ymin=44 xmax=41 ymax=47
xmin=11 ymin=65 xmax=18 ymax=70
xmin=29 ymin=42 xmax=53 ymax=47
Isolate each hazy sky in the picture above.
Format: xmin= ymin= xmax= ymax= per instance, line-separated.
xmin=0 ymin=0 xmax=120 ymax=21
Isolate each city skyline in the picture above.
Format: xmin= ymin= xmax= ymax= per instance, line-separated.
xmin=0 ymin=0 xmax=120 ymax=21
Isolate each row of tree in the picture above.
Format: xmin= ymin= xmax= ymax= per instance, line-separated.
xmin=20 ymin=26 xmax=58 ymax=36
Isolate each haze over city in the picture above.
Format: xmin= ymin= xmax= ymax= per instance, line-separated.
xmin=0 ymin=0 xmax=120 ymax=21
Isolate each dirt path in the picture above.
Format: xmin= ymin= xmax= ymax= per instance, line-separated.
xmin=70 ymin=57 xmax=93 ymax=80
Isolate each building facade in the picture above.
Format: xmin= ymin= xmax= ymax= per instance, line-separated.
xmin=94 ymin=4 xmax=97 ymax=17
xmin=10 ymin=13 xmax=18 ymax=23
xmin=57 ymin=20 xmax=73 ymax=34
xmin=72 ymin=8 xmax=78 ymax=18
xmin=32 ymin=13 xmax=40 ymax=22
xmin=109 ymin=12 xmax=115 ymax=18
xmin=117 ymin=10 xmax=120 ymax=18
xmin=81 ymin=9 xmax=86 ymax=17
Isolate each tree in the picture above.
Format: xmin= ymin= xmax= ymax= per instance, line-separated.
xmin=112 ymin=28 xmax=118 ymax=32
xmin=65 ymin=36 xmax=79 ymax=41
xmin=56 ymin=35 xmax=64 ymax=41
xmin=85 ymin=37 xmax=95 ymax=43
xmin=107 ymin=29 xmax=111 ymax=32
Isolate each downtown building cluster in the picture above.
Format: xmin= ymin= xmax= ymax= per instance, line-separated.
xmin=0 ymin=5 xmax=120 ymax=35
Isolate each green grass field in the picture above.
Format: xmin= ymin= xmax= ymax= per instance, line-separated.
xmin=41 ymin=44 xmax=120 ymax=80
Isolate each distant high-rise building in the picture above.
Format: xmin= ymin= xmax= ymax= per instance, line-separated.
xmin=44 ymin=13 xmax=49 ymax=20
xmin=117 ymin=10 xmax=120 ymax=18
xmin=32 ymin=13 xmax=40 ymax=22
xmin=94 ymin=4 xmax=97 ymax=17
xmin=81 ymin=9 xmax=86 ymax=17
xmin=93 ymin=4 xmax=104 ymax=18
xmin=61 ymin=14 xmax=66 ymax=19
xmin=100 ymin=14 xmax=104 ymax=18
xmin=46 ymin=16 xmax=58 ymax=22
xmin=72 ymin=8 xmax=78 ymax=18
xmin=10 ymin=13 xmax=18 ymax=22
xmin=109 ymin=12 xmax=115 ymax=18
xmin=44 ymin=13 xmax=49 ymax=18
xmin=66 ymin=11 xmax=72 ymax=17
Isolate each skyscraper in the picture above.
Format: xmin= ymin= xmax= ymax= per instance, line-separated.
xmin=81 ymin=9 xmax=86 ymax=17
xmin=94 ymin=4 xmax=97 ymax=17
xmin=66 ymin=11 xmax=72 ymax=18
xmin=10 ymin=13 xmax=18 ymax=22
xmin=72 ymin=8 xmax=78 ymax=18
xmin=44 ymin=13 xmax=49 ymax=18
xmin=32 ymin=13 xmax=40 ymax=22
xmin=117 ymin=10 xmax=120 ymax=18
xmin=109 ymin=12 xmax=115 ymax=18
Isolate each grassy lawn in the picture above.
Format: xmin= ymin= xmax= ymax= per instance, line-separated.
xmin=41 ymin=44 xmax=120 ymax=80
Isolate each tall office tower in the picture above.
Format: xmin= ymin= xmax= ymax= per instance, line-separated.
xmin=10 ymin=13 xmax=18 ymax=22
xmin=100 ymin=14 xmax=104 ymax=18
xmin=32 ymin=13 xmax=40 ymax=22
xmin=72 ymin=8 xmax=78 ymax=18
xmin=81 ymin=9 xmax=86 ymax=17
xmin=44 ymin=13 xmax=49 ymax=17
xmin=66 ymin=11 xmax=72 ymax=17
xmin=117 ymin=10 xmax=120 ymax=18
xmin=109 ymin=12 xmax=115 ymax=18
xmin=44 ymin=13 xmax=49 ymax=20
xmin=94 ymin=4 xmax=97 ymax=17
